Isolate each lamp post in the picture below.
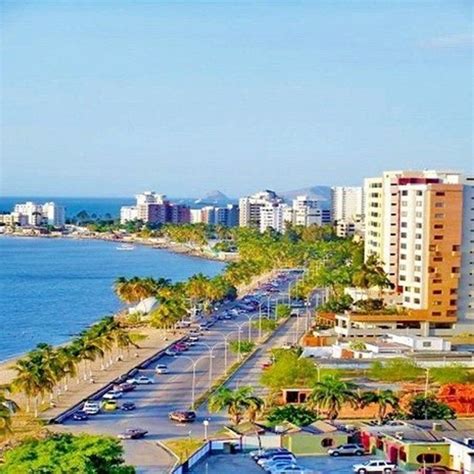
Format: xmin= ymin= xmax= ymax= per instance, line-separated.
xmin=242 ymin=313 xmax=256 ymax=341
xmin=181 ymin=354 xmax=212 ymax=410
xmin=213 ymin=332 xmax=232 ymax=374
xmin=203 ymin=419 xmax=209 ymax=441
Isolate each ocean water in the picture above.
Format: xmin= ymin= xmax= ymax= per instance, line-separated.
xmin=0 ymin=236 xmax=224 ymax=361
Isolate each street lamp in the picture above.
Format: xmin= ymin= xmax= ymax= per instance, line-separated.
xmin=180 ymin=354 xmax=212 ymax=410
xmin=226 ymin=321 xmax=247 ymax=361
xmin=242 ymin=313 xmax=256 ymax=341
xmin=212 ymin=332 xmax=232 ymax=374
xmin=203 ymin=419 xmax=209 ymax=441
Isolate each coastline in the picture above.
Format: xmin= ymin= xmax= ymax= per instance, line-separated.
xmin=0 ymin=230 xmax=238 ymax=262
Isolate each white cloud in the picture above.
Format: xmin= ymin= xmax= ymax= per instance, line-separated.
xmin=421 ymin=33 xmax=474 ymax=49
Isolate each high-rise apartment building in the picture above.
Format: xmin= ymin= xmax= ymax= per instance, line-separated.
xmin=12 ymin=201 xmax=65 ymax=228
xmin=363 ymin=170 xmax=464 ymax=335
xmin=42 ymin=202 xmax=66 ymax=228
xmin=458 ymin=176 xmax=474 ymax=329
xmin=239 ymin=190 xmax=283 ymax=228
xmin=331 ymin=186 xmax=364 ymax=222
xmin=292 ymin=196 xmax=322 ymax=227
xmin=120 ymin=191 xmax=190 ymax=225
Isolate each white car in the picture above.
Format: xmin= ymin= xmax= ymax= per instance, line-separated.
xmin=82 ymin=400 xmax=100 ymax=415
xmin=188 ymin=335 xmax=199 ymax=342
xmin=165 ymin=349 xmax=177 ymax=356
xmin=155 ymin=364 xmax=169 ymax=374
xmin=126 ymin=376 xmax=154 ymax=385
xmin=259 ymin=455 xmax=296 ymax=468
xmin=352 ymin=460 xmax=397 ymax=473
xmin=102 ymin=390 xmax=123 ymax=400
xmin=265 ymin=461 xmax=299 ymax=473
xmin=269 ymin=466 xmax=311 ymax=474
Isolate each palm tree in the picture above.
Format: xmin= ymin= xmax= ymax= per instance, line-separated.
xmin=208 ymin=386 xmax=258 ymax=425
xmin=352 ymin=254 xmax=392 ymax=293
xmin=245 ymin=395 xmax=265 ymax=423
xmin=360 ymin=390 xmax=399 ymax=424
xmin=308 ymin=375 xmax=359 ymax=420
xmin=0 ymin=387 xmax=19 ymax=437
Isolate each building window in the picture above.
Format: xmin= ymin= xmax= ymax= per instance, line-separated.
xmin=434 ymin=224 xmax=444 ymax=229
xmin=416 ymin=453 xmax=442 ymax=464
xmin=434 ymin=235 xmax=443 ymax=240
xmin=435 ymin=192 xmax=445 ymax=197
xmin=434 ymin=202 xmax=444 ymax=208
xmin=452 ymin=245 xmax=460 ymax=252
xmin=433 ymin=290 xmax=442 ymax=295
xmin=321 ymin=438 xmax=334 ymax=448
xmin=434 ymin=213 xmax=444 ymax=219
xmin=422 ymin=342 xmax=431 ymax=348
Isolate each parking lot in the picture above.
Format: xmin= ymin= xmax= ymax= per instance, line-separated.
xmin=190 ymin=453 xmax=386 ymax=474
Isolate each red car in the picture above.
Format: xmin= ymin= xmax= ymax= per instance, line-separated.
xmin=261 ymin=362 xmax=273 ymax=370
xmin=173 ymin=343 xmax=189 ymax=352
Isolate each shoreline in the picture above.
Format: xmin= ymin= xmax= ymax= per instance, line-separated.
xmin=0 ymin=231 xmax=238 ymax=262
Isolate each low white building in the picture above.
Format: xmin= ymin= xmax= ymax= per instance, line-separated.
xmin=386 ymin=333 xmax=451 ymax=352
xmin=445 ymin=434 xmax=474 ymax=474
xmin=120 ymin=206 xmax=139 ymax=224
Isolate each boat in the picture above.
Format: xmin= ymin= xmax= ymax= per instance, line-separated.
xmin=116 ymin=244 xmax=135 ymax=251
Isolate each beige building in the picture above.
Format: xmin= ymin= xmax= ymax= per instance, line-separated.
xmin=239 ymin=190 xmax=282 ymax=228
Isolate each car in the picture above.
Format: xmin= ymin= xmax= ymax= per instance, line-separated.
xmin=126 ymin=375 xmax=153 ymax=385
xmin=188 ymin=335 xmax=199 ymax=342
xmin=281 ymin=342 xmax=295 ymax=350
xmin=117 ymin=428 xmax=148 ymax=440
xmin=115 ymin=382 xmax=136 ymax=392
xmin=102 ymin=390 xmax=123 ymax=400
xmin=173 ymin=343 xmax=189 ymax=352
xmin=251 ymin=448 xmax=291 ymax=461
xmin=263 ymin=461 xmax=299 ymax=472
xmin=352 ymin=460 xmax=397 ymax=473
xmin=72 ymin=410 xmax=89 ymax=421
xmin=262 ymin=361 xmax=273 ymax=370
xmin=83 ymin=400 xmax=100 ymax=415
xmin=121 ymin=402 xmax=136 ymax=411
xmin=155 ymin=364 xmax=169 ymax=374
xmin=168 ymin=410 xmax=196 ymax=423
xmin=101 ymin=400 xmax=118 ymax=411
xmin=259 ymin=456 xmax=297 ymax=469
xmin=269 ymin=467 xmax=311 ymax=474
xmin=165 ymin=348 xmax=178 ymax=356
xmin=416 ymin=467 xmax=460 ymax=474
xmin=328 ymin=444 xmax=365 ymax=456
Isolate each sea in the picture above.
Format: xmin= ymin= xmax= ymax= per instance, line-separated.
xmin=0 ymin=236 xmax=225 ymax=361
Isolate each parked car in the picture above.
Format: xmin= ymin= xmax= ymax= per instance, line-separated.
xmin=126 ymin=376 xmax=153 ymax=385
xmin=263 ymin=461 xmax=299 ymax=472
xmin=328 ymin=444 xmax=365 ymax=456
xmin=259 ymin=455 xmax=297 ymax=469
xmin=269 ymin=467 xmax=312 ymax=474
xmin=121 ymin=402 xmax=136 ymax=411
xmin=117 ymin=428 xmax=148 ymax=439
xmin=115 ymin=382 xmax=136 ymax=392
xmin=352 ymin=460 xmax=397 ymax=473
xmin=83 ymin=400 xmax=100 ymax=415
xmin=165 ymin=348 xmax=178 ymax=356
xmin=155 ymin=364 xmax=169 ymax=374
xmin=416 ymin=467 xmax=460 ymax=474
xmin=168 ymin=410 xmax=197 ymax=423
xmin=102 ymin=390 xmax=123 ymax=400
xmin=250 ymin=448 xmax=291 ymax=461
xmin=261 ymin=361 xmax=273 ymax=370
xmin=188 ymin=335 xmax=199 ymax=342
xmin=101 ymin=400 xmax=118 ymax=411
xmin=72 ymin=410 xmax=89 ymax=421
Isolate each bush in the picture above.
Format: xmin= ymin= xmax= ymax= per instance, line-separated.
xmin=229 ymin=340 xmax=255 ymax=355
xmin=275 ymin=304 xmax=292 ymax=319
xmin=319 ymin=294 xmax=353 ymax=313
xmin=430 ymin=365 xmax=473 ymax=384
xmin=267 ymin=405 xmax=318 ymax=427
xmin=368 ymin=359 xmax=423 ymax=382
xmin=252 ymin=318 xmax=277 ymax=332
xmin=405 ymin=394 xmax=456 ymax=420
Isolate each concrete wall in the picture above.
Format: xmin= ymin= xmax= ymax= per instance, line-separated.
xmin=282 ymin=433 xmax=348 ymax=455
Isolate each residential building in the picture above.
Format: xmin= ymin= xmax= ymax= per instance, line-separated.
xmin=321 ymin=208 xmax=332 ymax=225
xmin=458 ymin=176 xmax=474 ymax=330
xmin=215 ymin=204 xmax=239 ymax=227
xmin=259 ymin=202 xmax=287 ymax=233
xmin=239 ymin=190 xmax=283 ymax=228
xmin=120 ymin=191 xmax=190 ymax=225
xmin=292 ymin=195 xmax=322 ymax=227
xmin=362 ymin=170 xmax=464 ymax=335
xmin=42 ymin=202 xmax=65 ymax=228
xmin=190 ymin=208 xmax=203 ymax=224
xmin=331 ymin=186 xmax=364 ymax=222
xmin=120 ymin=206 xmax=138 ymax=223
xmin=200 ymin=206 xmax=216 ymax=225
xmin=14 ymin=202 xmax=44 ymax=226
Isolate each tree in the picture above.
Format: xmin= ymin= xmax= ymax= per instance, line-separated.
xmin=430 ymin=364 xmax=472 ymax=385
xmin=0 ymin=433 xmax=135 ymax=473
xmin=0 ymin=387 xmax=19 ymax=437
xmin=349 ymin=340 xmax=367 ymax=352
xmin=405 ymin=394 xmax=455 ymax=420
xmin=308 ymin=375 xmax=359 ymax=420
xmin=352 ymin=253 xmax=392 ymax=292
xmin=244 ymin=395 xmax=265 ymax=423
xmin=208 ymin=386 xmax=260 ymax=425
xmin=229 ymin=340 xmax=255 ymax=355
xmin=360 ymin=390 xmax=399 ymax=424
xmin=368 ymin=359 xmax=423 ymax=383
xmin=275 ymin=304 xmax=291 ymax=319
xmin=267 ymin=405 xmax=318 ymax=427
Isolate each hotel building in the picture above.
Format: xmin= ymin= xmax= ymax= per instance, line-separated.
xmin=10 ymin=201 xmax=65 ymax=228
xmin=292 ymin=196 xmax=323 ymax=227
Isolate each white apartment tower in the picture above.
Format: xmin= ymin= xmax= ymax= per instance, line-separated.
xmin=42 ymin=202 xmax=65 ymax=228
xmin=239 ymin=190 xmax=282 ymax=228
xmin=331 ymin=186 xmax=364 ymax=222
xmin=292 ymin=195 xmax=322 ymax=227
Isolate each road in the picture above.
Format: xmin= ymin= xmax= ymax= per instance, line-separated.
xmin=57 ymin=270 xmax=310 ymax=473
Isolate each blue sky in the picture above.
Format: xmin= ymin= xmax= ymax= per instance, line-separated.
xmin=1 ymin=1 xmax=472 ymax=197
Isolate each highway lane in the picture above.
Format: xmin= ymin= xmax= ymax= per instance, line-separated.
xmin=57 ymin=271 xmax=303 ymax=473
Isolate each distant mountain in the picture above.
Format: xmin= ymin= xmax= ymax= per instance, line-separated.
xmin=278 ymin=185 xmax=332 ymax=209
xmin=194 ymin=190 xmax=234 ymax=205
